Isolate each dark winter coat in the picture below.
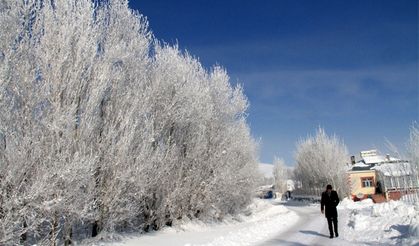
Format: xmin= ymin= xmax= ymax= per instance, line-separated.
xmin=321 ymin=190 xmax=340 ymax=218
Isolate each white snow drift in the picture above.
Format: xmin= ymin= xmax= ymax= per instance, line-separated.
xmin=339 ymin=198 xmax=419 ymax=245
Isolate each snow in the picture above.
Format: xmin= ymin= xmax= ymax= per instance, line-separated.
xmin=338 ymin=198 xmax=419 ymax=245
xmin=261 ymin=200 xmax=348 ymax=246
xmin=258 ymin=163 xmax=273 ymax=178
xmin=352 ymin=162 xmax=370 ymax=168
xmin=361 ymin=152 xmax=404 ymax=165
xmin=362 ymin=155 xmax=386 ymax=164
xmin=372 ymin=162 xmax=412 ymax=176
xmin=264 ymin=198 xmax=419 ymax=246
xmin=89 ymin=198 xmax=419 ymax=246
xmin=97 ymin=199 xmax=298 ymax=246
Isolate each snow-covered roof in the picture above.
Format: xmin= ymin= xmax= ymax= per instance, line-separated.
xmin=349 ymin=161 xmax=374 ymax=171
xmin=258 ymin=163 xmax=273 ymax=178
xmin=365 ymin=155 xmax=403 ymax=164
xmin=353 ymin=162 xmax=370 ymax=168
xmin=349 ymin=150 xmax=411 ymax=173
xmin=372 ymin=162 xmax=412 ymax=177
xmin=363 ymin=155 xmax=386 ymax=164
xmin=359 ymin=149 xmax=403 ymax=164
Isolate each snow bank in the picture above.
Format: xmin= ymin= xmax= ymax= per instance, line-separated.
xmin=339 ymin=198 xmax=419 ymax=245
xmin=101 ymin=199 xmax=297 ymax=246
xmin=338 ymin=197 xmax=374 ymax=210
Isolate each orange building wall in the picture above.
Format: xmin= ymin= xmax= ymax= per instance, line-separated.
xmin=348 ymin=170 xmax=376 ymax=198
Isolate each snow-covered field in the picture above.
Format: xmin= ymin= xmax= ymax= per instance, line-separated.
xmin=90 ymin=197 xmax=419 ymax=246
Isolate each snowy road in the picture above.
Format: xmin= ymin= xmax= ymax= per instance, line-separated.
xmin=105 ymin=199 xmax=300 ymax=246
xmin=259 ymin=201 xmax=360 ymax=246
xmin=102 ymin=199 xmax=413 ymax=246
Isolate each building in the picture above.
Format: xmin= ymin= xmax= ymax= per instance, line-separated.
xmin=347 ymin=150 xmax=418 ymax=202
xmin=347 ymin=162 xmax=377 ymax=200
xmin=372 ymin=161 xmax=417 ymax=201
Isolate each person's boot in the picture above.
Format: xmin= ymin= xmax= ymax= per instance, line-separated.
xmin=335 ymin=232 xmax=339 ymax=238
xmin=329 ymin=235 xmax=334 ymax=239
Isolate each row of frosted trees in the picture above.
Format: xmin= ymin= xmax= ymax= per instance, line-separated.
xmin=0 ymin=0 xmax=258 ymax=244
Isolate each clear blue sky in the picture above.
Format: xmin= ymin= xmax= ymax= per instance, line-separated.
xmin=129 ymin=0 xmax=418 ymax=165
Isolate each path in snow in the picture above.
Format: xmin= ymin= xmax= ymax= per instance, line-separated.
xmin=103 ymin=199 xmax=299 ymax=246
xmin=100 ymin=199 xmax=393 ymax=246
xmin=260 ymin=200 xmax=357 ymax=246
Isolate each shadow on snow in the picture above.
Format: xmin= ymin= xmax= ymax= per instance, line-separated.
xmin=299 ymin=230 xmax=329 ymax=238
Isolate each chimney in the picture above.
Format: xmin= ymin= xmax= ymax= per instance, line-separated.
xmin=351 ymin=156 xmax=356 ymax=165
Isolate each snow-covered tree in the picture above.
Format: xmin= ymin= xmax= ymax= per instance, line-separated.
xmin=294 ymin=127 xmax=349 ymax=197
xmin=408 ymin=123 xmax=419 ymax=173
xmin=0 ymin=0 xmax=258 ymax=244
xmin=273 ymin=157 xmax=288 ymax=193
xmin=406 ymin=123 xmax=419 ymax=201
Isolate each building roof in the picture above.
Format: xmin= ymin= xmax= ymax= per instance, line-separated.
xmin=361 ymin=154 xmax=412 ymax=176
xmin=363 ymin=155 xmax=401 ymax=164
xmin=372 ymin=162 xmax=412 ymax=177
xmin=359 ymin=149 xmax=404 ymax=164
xmin=353 ymin=162 xmax=370 ymax=168
xmin=363 ymin=155 xmax=386 ymax=164
xmin=350 ymin=161 xmax=374 ymax=171
xmin=349 ymin=150 xmax=410 ymax=174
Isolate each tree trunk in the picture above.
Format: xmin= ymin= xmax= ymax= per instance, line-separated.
xmin=20 ymin=220 xmax=27 ymax=245
xmin=92 ymin=220 xmax=101 ymax=237
xmin=64 ymin=224 xmax=73 ymax=245
xmin=49 ymin=214 xmax=58 ymax=246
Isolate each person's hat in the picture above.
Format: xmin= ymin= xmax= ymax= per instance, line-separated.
xmin=326 ymin=184 xmax=333 ymax=190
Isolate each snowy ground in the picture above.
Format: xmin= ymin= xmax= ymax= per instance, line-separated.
xmin=90 ymin=198 xmax=419 ymax=246
xmin=94 ymin=199 xmax=298 ymax=246
xmin=260 ymin=200 xmax=354 ymax=246
xmin=339 ymin=198 xmax=419 ymax=245
xmin=261 ymin=198 xmax=419 ymax=246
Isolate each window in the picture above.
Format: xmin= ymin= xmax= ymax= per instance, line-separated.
xmin=361 ymin=177 xmax=374 ymax=188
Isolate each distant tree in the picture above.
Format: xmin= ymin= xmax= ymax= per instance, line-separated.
xmin=0 ymin=0 xmax=258 ymax=244
xmin=407 ymin=123 xmax=419 ymax=201
xmin=408 ymin=123 xmax=419 ymax=173
xmin=273 ymin=157 xmax=288 ymax=193
xmin=294 ymin=127 xmax=349 ymax=197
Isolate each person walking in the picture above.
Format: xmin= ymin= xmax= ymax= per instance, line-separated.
xmin=321 ymin=184 xmax=340 ymax=238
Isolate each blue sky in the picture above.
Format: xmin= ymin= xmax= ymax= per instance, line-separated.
xmin=130 ymin=0 xmax=418 ymax=165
